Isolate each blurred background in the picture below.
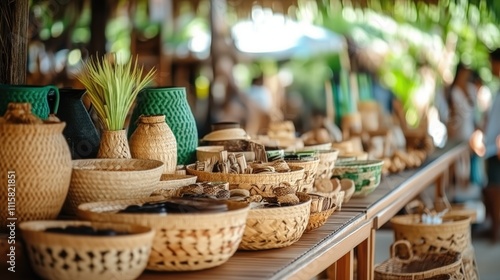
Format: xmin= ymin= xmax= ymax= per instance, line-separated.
xmin=20 ymin=0 xmax=500 ymax=137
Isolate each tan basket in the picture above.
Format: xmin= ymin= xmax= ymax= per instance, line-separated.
xmin=63 ymin=158 xmax=164 ymax=215
xmin=315 ymin=149 xmax=339 ymax=179
xmin=239 ymin=192 xmax=311 ymax=250
xmin=77 ymin=197 xmax=250 ymax=271
xmin=374 ymin=240 xmax=464 ymax=280
xmin=186 ymin=164 xmax=304 ymax=197
xmin=150 ymin=174 xmax=198 ymax=197
xmin=19 ymin=220 xmax=154 ymax=280
xmin=286 ymin=158 xmax=320 ymax=193
xmin=97 ymin=129 xmax=131 ymax=159
xmin=306 ymin=205 xmax=337 ymax=232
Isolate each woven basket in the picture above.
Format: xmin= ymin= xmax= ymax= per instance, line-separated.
xmin=97 ymin=129 xmax=131 ymax=159
xmin=77 ymin=197 xmax=250 ymax=271
xmin=63 ymin=158 xmax=164 ymax=215
xmin=306 ymin=205 xmax=337 ymax=232
xmin=129 ymin=115 xmax=177 ymax=174
xmin=150 ymin=174 xmax=198 ymax=197
xmin=239 ymin=192 xmax=311 ymax=250
xmin=19 ymin=220 xmax=154 ymax=280
xmin=286 ymin=158 xmax=320 ymax=193
xmin=186 ymin=164 xmax=304 ymax=197
xmin=315 ymin=149 xmax=339 ymax=179
xmin=374 ymin=240 xmax=464 ymax=280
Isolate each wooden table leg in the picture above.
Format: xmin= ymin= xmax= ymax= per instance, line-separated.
xmin=434 ymin=168 xmax=451 ymax=212
xmin=356 ymin=229 xmax=375 ymax=280
xmin=329 ymin=249 xmax=354 ymax=280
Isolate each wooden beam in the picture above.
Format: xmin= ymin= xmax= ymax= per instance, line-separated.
xmin=0 ymin=0 xmax=29 ymax=84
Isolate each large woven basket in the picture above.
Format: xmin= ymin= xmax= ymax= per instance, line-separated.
xmin=63 ymin=158 xmax=164 ymax=215
xmin=77 ymin=197 xmax=250 ymax=271
xmin=150 ymin=174 xmax=198 ymax=198
xmin=286 ymin=158 xmax=320 ymax=193
xmin=186 ymin=164 xmax=304 ymax=197
xmin=19 ymin=220 xmax=154 ymax=280
xmin=239 ymin=192 xmax=311 ymax=250
xmin=306 ymin=205 xmax=337 ymax=232
xmin=374 ymin=240 xmax=464 ymax=280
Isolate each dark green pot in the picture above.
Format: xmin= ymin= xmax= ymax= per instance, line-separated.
xmin=128 ymin=87 xmax=198 ymax=165
xmin=0 ymin=84 xmax=59 ymax=119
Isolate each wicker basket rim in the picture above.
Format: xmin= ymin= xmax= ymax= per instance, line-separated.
xmin=390 ymin=214 xmax=471 ymax=226
xmin=186 ymin=164 xmax=304 ymax=178
xmin=72 ymin=158 xmax=165 ymax=172
xmin=249 ymin=192 xmax=311 ymax=214
xmin=335 ymin=159 xmax=384 ymax=168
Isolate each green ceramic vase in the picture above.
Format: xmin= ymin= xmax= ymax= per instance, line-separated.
xmin=0 ymin=84 xmax=59 ymax=119
xmin=128 ymin=87 xmax=198 ymax=165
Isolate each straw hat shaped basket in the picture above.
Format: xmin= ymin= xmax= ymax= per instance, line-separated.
xmin=239 ymin=192 xmax=311 ymax=250
xmin=374 ymin=240 xmax=464 ymax=280
xmin=77 ymin=197 xmax=250 ymax=271
xmin=19 ymin=220 xmax=155 ymax=280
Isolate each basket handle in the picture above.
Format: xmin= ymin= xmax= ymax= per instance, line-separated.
xmin=390 ymin=240 xmax=414 ymax=264
xmin=405 ymin=199 xmax=425 ymax=215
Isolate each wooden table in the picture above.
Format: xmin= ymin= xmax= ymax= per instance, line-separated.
xmin=1 ymin=142 xmax=467 ymax=280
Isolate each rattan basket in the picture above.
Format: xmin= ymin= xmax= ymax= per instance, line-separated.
xmin=374 ymin=240 xmax=464 ymax=280
xmin=239 ymin=192 xmax=311 ymax=250
xmin=306 ymin=205 xmax=337 ymax=232
xmin=19 ymin=220 xmax=154 ymax=280
xmin=77 ymin=197 xmax=250 ymax=271
xmin=186 ymin=164 xmax=304 ymax=197
xmin=63 ymin=158 xmax=164 ymax=215
xmin=315 ymin=149 xmax=339 ymax=179
xmin=150 ymin=174 xmax=198 ymax=198
xmin=286 ymin=158 xmax=320 ymax=193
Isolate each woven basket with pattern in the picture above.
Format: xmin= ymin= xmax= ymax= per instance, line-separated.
xmin=19 ymin=220 xmax=154 ymax=280
xmin=306 ymin=205 xmax=337 ymax=232
xmin=315 ymin=149 xmax=339 ymax=179
xmin=77 ymin=197 xmax=250 ymax=271
xmin=239 ymin=192 xmax=311 ymax=250
xmin=150 ymin=174 xmax=198 ymax=198
xmin=63 ymin=158 xmax=164 ymax=215
xmin=286 ymin=158 xmax=320 ymax=193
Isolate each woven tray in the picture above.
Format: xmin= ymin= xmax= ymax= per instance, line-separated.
xmin=374 ymin=240 xmax=464 ymax=280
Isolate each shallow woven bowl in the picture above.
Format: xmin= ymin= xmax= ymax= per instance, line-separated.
xmin=186 ymin=164 xmax=305 ymax=197
xmin=19 ymin=220 xmax=154 ymax=280
xmin=196 ymin=146 xmax=256 ymax=162
xmin=332 ymin=160 xmax=384 ymax=197
xmin=77 ymin=197 xmax=250 ymax=271
xmin=239 ymin=192 xmax=311 ymax=250
xmin=63 ymin=159 xmax=164 ymax=215
xmin=306 ymin=204 xmax=337 ymax=232
xmin=150 ymin=174 xmax=198 ymax=198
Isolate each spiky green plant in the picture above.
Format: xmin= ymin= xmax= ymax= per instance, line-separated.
xmin=77 ymin=54 xmax=156 ymax=131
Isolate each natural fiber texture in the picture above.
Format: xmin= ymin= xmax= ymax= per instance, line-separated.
xmin=19 ymin=220 xmax=154 ymax=280
xmin=391 ymin=215 xmax=478 ymax=280
xmin=0 ymin=107 xmax=71 ymax=226
xmin=286 ymin=158 xmax=320 ymax=193
xmin=150 ymin=174 xmax=198 ymax=197
xmin=129 ymin=115 xmax=177 ymax=174
xmin=0 ymin=85 xmax=59 ymax=119
xmin=315 ymin=149 xmax=339 ymax=179
xmin=332 ymin=160 xmax=384 ymax=196
xmin=306 ymin=205 xmax=337 ymax=232
xmin=374 ymin=240 xmax=463 ymax=280
xmin=186 ymin=164 xmax=305 ymax=197
xmin=239 ymin=192 xmax=311 ymax=250
xmin=97 ymin=129 xmax=131 ymax=159
xmin=63 ymin=158 xmax=164 ymax=215
xmin=77 ymin=197 xmax=250 ymax=271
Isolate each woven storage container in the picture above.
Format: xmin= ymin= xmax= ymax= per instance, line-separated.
xmin=77 ymin=197 xmax=250 ymax=271
xmin=286 ymin=158 xmax=320 ymax=193
xmin=306 ymin=205 xmax=337 ymax=232
xmin=150 ymin=174 xmax=198 ymax=198
xmin=19 ymin=220 xmax=154 ymax=280
xmin=315 ymin=149 xmax=339 ymax=179
xmin=239 ymin=192 xmax=311 ymax=250
xmin=391 ymin=215 xmax=478 ymax=280
xmin=332 ymin=160 xmax=384 ymax=197
xmin=374 ymin=240 xmax=464 ymax=280
xmin=63 ymin=158 xmax=164 ymax=215
xmin=186 ymin=164 xmax=305 ymax=197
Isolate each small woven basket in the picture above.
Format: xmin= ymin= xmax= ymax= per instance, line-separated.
xmin=239 ymin=192 xmax=311 ymax=250
xmin=77 ymin=197 xmax=250 ymax=271
xmin=315 ymin=149 xmax=339 ymax=179
xmin=306 ymin=205 xmax=337 ymax=232
xmin=150 ymin=174 xmax=198 ymax=198
xmin=374 ymin=240 xmax=464 ymax=280
xmin=186 ymin=164 xmax=305 ymax=197
xmin=19 ymin=220 xmax=154 ymax=280
xmin=286 ymin=158 xmax=320 ymax=193
xmin=63 ymin=158 xmax=164 ymax=215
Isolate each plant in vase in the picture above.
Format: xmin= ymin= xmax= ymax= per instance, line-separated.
xmin=77 ymin=54 xmax=156 ymax=158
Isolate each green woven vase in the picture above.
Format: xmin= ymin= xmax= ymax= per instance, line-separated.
xmin=128 ymin=87 xmax=198 ymax=165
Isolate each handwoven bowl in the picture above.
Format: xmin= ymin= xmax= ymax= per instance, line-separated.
xmin=306 ymin=205 xmax=337 ymax=232
xmin=239 ymin=192 xmax=311 ymax=250
xmin=63 ymin=159 xmax=164 ymax=215
xmin=315 ymin=149 xmax=340 ymax=179
xmin=332 ymin=160 xmax=384 ymax=197
xmin=186 ymin=164 xmax=305 ymax=197
xmin=196 ymin=146 xmax=256 ymax=162
xmin=150 ymin=174 xmax=198 ymax=198
xmin=19 ymin=220 xmax=154 ymax=280
xmin=286 ymin=158 xmax=320 ymax=193
xmin=77 ymin=197 xmax=250 ymax=271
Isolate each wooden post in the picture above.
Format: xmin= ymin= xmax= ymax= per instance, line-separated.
xmin=0 ymin=0 xmax=29 ymax=84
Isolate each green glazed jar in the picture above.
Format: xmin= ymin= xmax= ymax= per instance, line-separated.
xmin=128 ymin=87 xmax=198 ymax=165
xmin=0 ymin=84 xmax=59 ymax=119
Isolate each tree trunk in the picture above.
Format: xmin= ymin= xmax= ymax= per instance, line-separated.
xmin=89 ymin=0 xmax=109 ymax=55
xmin=0 ymin=0 xmax=29 ymax=84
